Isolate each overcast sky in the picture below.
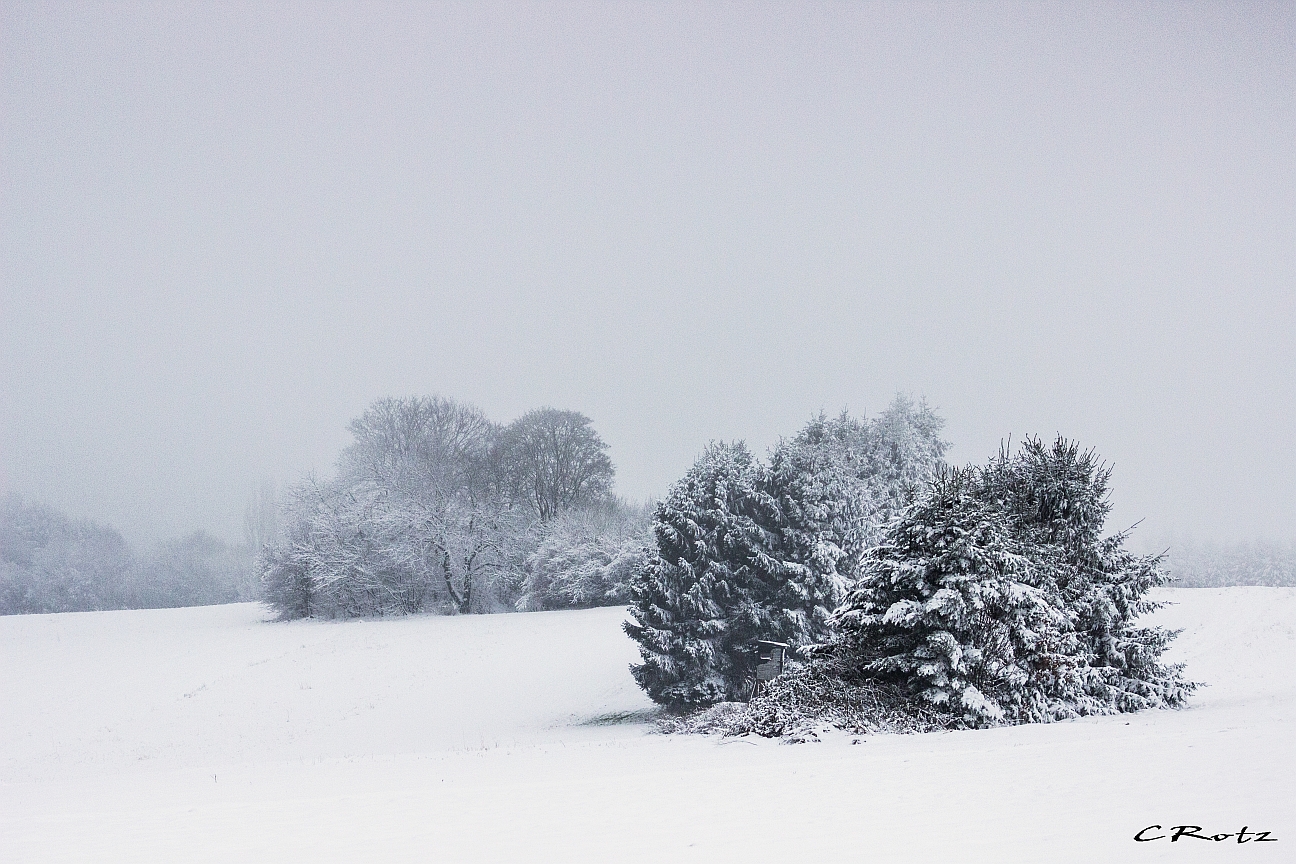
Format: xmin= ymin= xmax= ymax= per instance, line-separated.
xmin=3 ymin=1 xmax=1293 ymax=548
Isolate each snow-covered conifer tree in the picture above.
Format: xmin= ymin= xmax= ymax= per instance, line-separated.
xmin=858 ymin=394 xmax=950 ymax=530
xmin=829 ymin=438 xmax=1195 ymax=727
xmin=760 ymin=418 xmax=873 ymax=645
xmin=830 ymin=467 xmax=1081 ymax=727
xmin=977 ymin=437 xmax=1193 ymax=712
xmin=623 ymin=442 xmax=782 ymax=708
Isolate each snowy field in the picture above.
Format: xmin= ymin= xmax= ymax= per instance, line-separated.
xmin=2 ymin=589 xmax=1292 ymax=863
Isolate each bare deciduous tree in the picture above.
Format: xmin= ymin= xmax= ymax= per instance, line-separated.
xmin=499 ymin=408 xmax=614 ymax=521
xmin=338 ymin=396 xmax=497 ymax=502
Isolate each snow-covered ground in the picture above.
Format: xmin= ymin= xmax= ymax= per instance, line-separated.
xmin=2 ymin=588 xmax=1292 ymax=863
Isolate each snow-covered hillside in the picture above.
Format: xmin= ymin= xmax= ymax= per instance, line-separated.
xmin=2 ymin=589 xmax=1292 ymax=863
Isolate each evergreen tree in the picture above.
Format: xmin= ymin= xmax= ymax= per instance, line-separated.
xmin=831 ymin=467 xmax=1081 ymax=726
xmin=760 ymin=421 xmax=870 ymax=645
xmin=830 ymin=438 xmax=1195 ymax=727
xmin=624 ymin=442 xmax=782 ymax=708
xmin=977 ymin=437 xmax=1192 ymax=713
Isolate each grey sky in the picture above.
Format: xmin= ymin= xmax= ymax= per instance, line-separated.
xmin=3 ymin=2 xmax=1293 ymax=547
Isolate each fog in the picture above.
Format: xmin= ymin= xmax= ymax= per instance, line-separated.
xmin=2 ymin=2 xmax=1292 ymax=547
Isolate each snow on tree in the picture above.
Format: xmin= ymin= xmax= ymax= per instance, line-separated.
xmin=261 ymin=472 xmax=523 ymax=618
xmin=258 ymin=514 xmax=316 ymax=620
xmin=863 ymin=394 xmax=951 ymax=515
xmin=977 ymin=437 xmax=1194 ymax=713
xmin=762 ymin=397 xmax=950 ymax=631
xmin=496 ymin=408 xmax=616 ymax=521
xmin=260 ymin=395 xmax=514 ymax=619
xmin=0 ymin=494 xmax=136 ymax=614
xmin=260 ymin=396 xmax=630 ymax=619
xmin=520 ymin=502 xmax=650 ymax=610
xmin=336 ymin=396 xmax=497 ymax=502
xmin=829 ymin=467 xmax=1082 ymax=726
xmin=624 ymin=442 xmax=783 ymax=708
xmin=1165 ymin=538 xmax=1296 ymax=588
xmin=759 ymin=423 xmax=871 ymax=647
xmin=1 ymin=494 xmax=257 ymax=615
xmin=625 ymin=398 xmax=951 ymax=710
xmin=138 ymin=531 xmax=257 ymax=608
xmin=829 ymin=437 xmax=1195 ymax=728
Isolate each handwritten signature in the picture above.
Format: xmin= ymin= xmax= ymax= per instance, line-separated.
xmin=1135 ymin=825 xmax=1277 ymax=843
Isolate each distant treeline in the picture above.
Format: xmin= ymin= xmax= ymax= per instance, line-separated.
xmin=1166 ymin=540 xmax=1296 ymax=588
xmin=0 ymin=494 xmax=258 ymax=615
